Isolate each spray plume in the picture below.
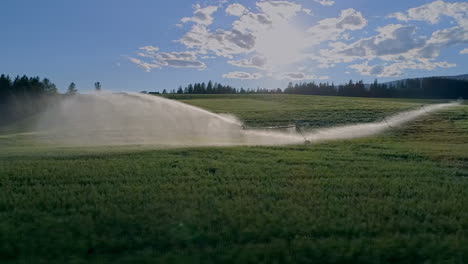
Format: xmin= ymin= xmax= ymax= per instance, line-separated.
xmin=34 ymin=92 xmax=459 ymax=146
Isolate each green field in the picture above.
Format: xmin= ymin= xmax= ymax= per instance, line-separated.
xmin=1 ymin=95 xmax=468 ymax=263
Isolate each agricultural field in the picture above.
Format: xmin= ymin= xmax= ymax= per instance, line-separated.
xmin=1 ymin=94 xmax=468 ymax=263
xmin=166 ymin=94 xmax=446 ymax=127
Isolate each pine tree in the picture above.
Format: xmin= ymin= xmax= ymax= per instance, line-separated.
xmin=207 ymin=81 xmax=213 ymax=94
xmin=43 ymin=78 xmax=58 ymax=95
xmin=177 ymin=86 xmax=183 ymax=94
xmin=66 ymin=82 xmax=77 ymax=95
xmin=94 ymin=82 xmax=102 ymax=92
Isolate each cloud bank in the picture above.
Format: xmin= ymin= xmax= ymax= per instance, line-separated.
xmin=129 ymin=0 xmax=468 ymax=79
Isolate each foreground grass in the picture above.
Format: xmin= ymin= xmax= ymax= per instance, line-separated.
xmin=0 ymin=95 xmax=467 ymax=263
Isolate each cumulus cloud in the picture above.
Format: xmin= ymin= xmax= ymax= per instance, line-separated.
xmin=281 ymin=72 xmax=314 ymax=80
xmin=179 ymin=25 xmax=256 ymax=58
xmin=179 ymin=0 xmax=313 ymax=66
xmin=277 ymin=72 xmax=328 ymax=80
xmin=314 ymin=0 xmax=335 ymax=6
xmin=303 ymin=8 xmax=313 ymax=15
xmin=130 ymin=0 xmax=466 ymax=79
xmin=307 ymin=8 xmax=367 ymax=44
xmin=349 ymin=60 xmax=455 ymax=77
xmin=388 ymin=0 xmax=468 ymax=58
xmin=181 ymin=4 xmax=218 ymax=25
xmin=388 ymin=0 xmax=468 ymax=56
xmin=139 ymin=46 xmax=159 ymax=53
xmin=128 ymin=46 xmax=206 ymax=71
xmin=312 ymin=1 xmax=466 ymax=78
xmin=226 ymin=3 xmax=248 ymax=16
xmin=128 ymin=57 xmax=159 ymax=72
xmin=131 ymin=2 xmax=371 ymax=77
xmin=417 ymin=26 xmax=468 ymax=59
xmin=228 ymin=55 xmax=268 ymax=69
xmin=317 ymin=1 xmax=466 ymax=78
xmin=222 ymin=71 xmax=263 ymax=79
xmin=338 ymin=24 xmax=426 ymax=59
xmin=389 ymin=0 xmax=468 ymax=25
xmin=256 ymin=0 xmax=306 ymax=19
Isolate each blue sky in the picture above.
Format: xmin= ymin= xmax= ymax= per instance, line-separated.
xmin=1 ymin=0 xmax=467 ymax=93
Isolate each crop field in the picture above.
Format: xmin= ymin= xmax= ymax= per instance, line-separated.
xmin=1 ymin=95 xmax=468 ymax=263
xmin=166 ymin=94 xmax=446 ymax=128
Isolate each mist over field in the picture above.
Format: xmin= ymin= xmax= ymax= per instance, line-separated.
xmin=34 ymin=92 xmax=460 ymax=146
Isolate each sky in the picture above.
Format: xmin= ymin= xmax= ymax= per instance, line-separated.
xmin=1 ymin=0 xmax=467 ymax=93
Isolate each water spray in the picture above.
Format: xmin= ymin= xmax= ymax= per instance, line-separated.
xmin=382 ymin=117 xmax=393 ymax=129
xmin=34 ymin=93 xmax=461 ymax=147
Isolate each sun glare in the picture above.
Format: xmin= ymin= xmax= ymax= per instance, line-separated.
xmin=255 ymin=23 xmax=308 ymax=68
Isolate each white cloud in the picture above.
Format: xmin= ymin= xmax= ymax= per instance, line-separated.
xmin=349 ymin=60 xmax=455 ymax=77
xmin=130 ymin=1 xmax=466 ymax=78
xmin=282 ymin=72 xmax=312 ymax=80
xmin=222 ymin=71 xmax=263 ymax=79
xmin=181 ymin=5 xmax=218 ymax=25
xmin=256 ymin=1 xmax=304 ymax=19
xmin=228 ymin=55 xmax=268 ymax=69
xmin=389 ymin=0 xmax=468 ymax=25
xmin=179 ymin=24 xmax=256 ymax=58
xmin=128 ymin=57 xmax=159 ymax=72
xmin=139 ymin=46 xmax=159 ymax=52
xmin=318 ymin=15 xmax=465 ymax=77
xmin=139 ymin=2 xmax=370 ymax=77
xmin=310 ymin=2 xmax=467 ymax=77
xmin=180 ymin=0 xmax=314 ymax=66
xmin=226 ymin=3 xmax=248 ymax=16
xmin=303 ymin=8 xmax=313 ymax=15
xmin=338 ymin=24 xmax=426 ymax=59
xmin=387 ymin=0 xmax=468 ymax=65
xmin=128 ymin=46 xmax=206 ymax=71
xmin=278 ymin=72 xmax=328 ymax=80
xmin=307 ymin=8 xmax=367 ymax=44
xmin=418 ymin=26 xmax=468 ymax=59
xmin=314 ymin=0 xmax=335 ymax=6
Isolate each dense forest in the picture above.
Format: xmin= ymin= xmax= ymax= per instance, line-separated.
xmin=0 ymin=74 xmax=62 ymax=125
xmin=284 ymin=78 xmax=468 ymax=99
xmin=143 ymin=81 xmax=282 ymax=95
xmin=158 ymin=77 xmax=468 ymax=99
xmin=0 ymin=74 xmax=106 ymax=125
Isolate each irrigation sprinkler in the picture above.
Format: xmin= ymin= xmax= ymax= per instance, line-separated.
xmin=382 ymin=117 xmax=393 ymax=129
xmin=242 ymin=123 xmax=311 ymax=144
xmin=241 ymin=124 xmax=297 ymax=130
xmin=244 ymin=125 xmax=297 ymax=130
xmin=296 ymin=125 xmax=311 ymax=144
xmin=420 ymin=104 xmax=429 ymax=113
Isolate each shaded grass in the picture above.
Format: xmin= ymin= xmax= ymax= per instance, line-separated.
xmin=0 ymin=95 xmax=467 ymax=263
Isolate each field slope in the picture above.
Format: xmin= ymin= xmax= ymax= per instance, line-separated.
xmin=1 ymin=95 xmax=467 ymax=263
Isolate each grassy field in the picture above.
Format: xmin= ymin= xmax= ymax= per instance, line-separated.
xmin=166 ymin=94 xmax=446 ymax=128
xmin=1 ymin=95 xmax=468 ymax=263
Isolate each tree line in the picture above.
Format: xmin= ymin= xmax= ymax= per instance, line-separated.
xmin=0 ymin=74 xmax=103 ymax=125
xmin=284 ymin=78 xmax=468 ymax=99
xmin=2 ymin=73 xmax=467 ymax=126
xmin=143 ymin=81 xmax=282 ymax=95
xmin=152 ymin=77 xmax=468 ymax=99
xmin=0 ymin=75 xmax=60 ymax=125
